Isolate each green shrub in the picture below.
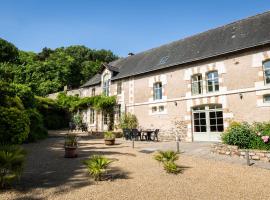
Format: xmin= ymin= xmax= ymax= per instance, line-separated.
xmin=120 ymin=113 xmax=138 ymax=129
xmin=154 ymin=150 xmax=179 ymax=163
xmin=163 ymin=161 xmax=181 ymax=174
xmin=25 ymin=109 xmax=48 ymax=142
xmin=11 ymin=84 xmax=35 ymax=109
xmin=73 ymin=113 xmax=83 ymax=128
xmin=221 ymin=122 xmax=255 ymax=149
xmin=64 ymin=134 xmax=78 ymax=147
xmin=83 ymin=155 xmax=112 ymax=181
xmin=0 ymin=107 xmax=30 ymax=144
xmin=104 ymin=131 xmax=115 ymax=140
xmin=0 ymin=145 xmax=26 ymax=188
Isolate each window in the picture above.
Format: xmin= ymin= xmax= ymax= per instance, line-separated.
xmin=263 ymin=94 xmax=270 ymax=103
xmin=115 ymin=104 xmax=121 ymax=121
xmin=91 ymin=88 xmax=95 ymax=96
xmin=103 ymin=112 xmax=109 ymax=125
xmin=263 ymin=60 xmax=270 ymax=84
xmin=206 ymin=71 xmax=219 ymax=92
xmin=153 ymin=82 xmax=162 ymax=100
xmin=103 ymin=74 xmax=110 ymax=96
xmin=117 ymin=82 xmax=122 ymax=95
xmin=90 ymin=109 xmax=95 ymax=124
xmin=191 ymin=74 xmax=203 ymax=95
xmin=152 ymin=106 xmax=157 ymax=113
xmin=193 ymin=104 xmax=224 ymax=133
xmin=159 ymin=105 xmax=164 ymax=112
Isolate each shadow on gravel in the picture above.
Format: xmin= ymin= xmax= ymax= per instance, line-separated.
xmin=13 ymin=137 xmax=131 ymax=194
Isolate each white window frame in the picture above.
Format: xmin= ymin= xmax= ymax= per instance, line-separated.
xmin=191 ymin=74 xmax=203 ymax=95
xmin=90 ymin=109 xmax=95 ymax=124
xmin=117 ymin=82 xmax=122 ymax=95
xmin=263 ymin=94 xmax=270 ymax=103
xmin=153 ymin=82 xmax=162 ymax=100
xmin=91 ymin=88 xmax=95 ymax=96
xmin=263 ymin=60 xmax=270 ymax=85
xmin=102 ymin=74 xmax=110 ymax=96
xmin=206 ymin=71 xmax=219 ymax=93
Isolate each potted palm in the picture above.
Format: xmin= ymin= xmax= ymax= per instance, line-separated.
xmin=104 ymin=131 xmax=116 ymax=145
xmin=64 ymin=134 xmax=78 ymax=158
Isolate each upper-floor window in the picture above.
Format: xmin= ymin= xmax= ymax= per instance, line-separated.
xmin=153 ymin=82 xmax=162 ymax=100
xmin=117 ymin=82 xmax=122 ymax=95
xmin=206 ymin=71 xmax=219 ymax=93
xmin=263 ymin=94 xmax=270 ymax=103
xmin=191 ymin=74 xmax=203 ymax=95
xmin=91 ymin=88 xmax=95 ymax=96
xmin=103 ymin=74 xmax=110 ymax=96
xmin=263 ymin=60 xmax=270 ymax=84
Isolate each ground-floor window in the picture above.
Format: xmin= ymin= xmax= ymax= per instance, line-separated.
xmin=103 ymin=112 xmax=109 ymax=125
xmin=115 ymin=104 xmax=121 ymax=122
xmin=193 ymin=104 xmax=224 ymax=133
xmin=90 ymin=109 xmax=95 ymax=124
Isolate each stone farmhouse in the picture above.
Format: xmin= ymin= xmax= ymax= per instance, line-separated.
xmin=50 ymin=11 xmax=270 ymax=142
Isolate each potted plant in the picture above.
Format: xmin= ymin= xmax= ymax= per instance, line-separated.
xmin=64 ymin=134 xmax=78 ymax=158
xmin=104 ymin=131 xmax=116 ymax=145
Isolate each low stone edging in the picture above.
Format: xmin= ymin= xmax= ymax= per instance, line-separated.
xmin=211 ymin=143 xmax=270 ymax=162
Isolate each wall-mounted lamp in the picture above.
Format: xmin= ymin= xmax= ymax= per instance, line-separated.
xmin=239 ymin=93 xmax=243 ymax=100
xmin=174 ymin=101 xmax=178 ymax=106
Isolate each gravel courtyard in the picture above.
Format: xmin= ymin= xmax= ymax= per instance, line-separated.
xmin=1 ymin=136 xmax=270 ymax=200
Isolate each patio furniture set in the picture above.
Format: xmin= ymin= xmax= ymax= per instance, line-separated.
xmin=123 ymin=129 xmax=159 ymax=141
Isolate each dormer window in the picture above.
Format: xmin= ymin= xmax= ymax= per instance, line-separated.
xmin=263 ymin=60 xmax=270 ymax=84
xmin=153 ymin=82 xmax=162 ymax=100
xmin=103 ymin=73 xmax=110 ymax=96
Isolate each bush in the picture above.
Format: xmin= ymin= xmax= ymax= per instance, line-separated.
xmin=25 ymin=109 xmax=48 ymax=142
xmin=120 ymin=113 xmax=138 ymax=129
xmin=0 ymin=107 xmax=30 ymax=144
xmin=154 ymin=150 xmax=179 ymax=163
xmin=222 ymin=121 xmax=270 ymax=150
xmin=104 ymin=131 xmax=115 ymax=140
xmin=83 ymin=155 xmax=112 ymax=181
xmin=221 ymin=122 xmax=255 ymax=149
xmin=154 ymin=150 xmax=181 ymax=174
xmin=0 ymin=145 xmax=26 ymax=188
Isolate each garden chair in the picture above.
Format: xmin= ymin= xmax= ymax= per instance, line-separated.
xmin=152 ymin=129 xmax=159 ymax=142
xmin=132 ymin=129 xmax=141 ymax=141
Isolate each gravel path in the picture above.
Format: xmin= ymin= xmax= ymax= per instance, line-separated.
xmin=1 ymin=137 xmax=270 ymax=200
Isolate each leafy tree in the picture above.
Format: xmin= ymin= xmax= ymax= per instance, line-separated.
xmin=0 ymin=38 xmax=19 ymax=63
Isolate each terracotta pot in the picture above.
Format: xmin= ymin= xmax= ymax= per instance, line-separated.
xmin=64 ymin=146 xmax=77 ymax=158
xmin=104 ymin=139 xmax=115 ymax=145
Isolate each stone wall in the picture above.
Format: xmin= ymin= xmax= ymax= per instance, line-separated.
xmin=211 ymin=143 xmax=270 ymax=162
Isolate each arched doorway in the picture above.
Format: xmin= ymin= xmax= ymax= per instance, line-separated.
xmin=192 ymin=104 xmax=224 ymax=141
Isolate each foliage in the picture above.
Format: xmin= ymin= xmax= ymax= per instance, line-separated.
xmin=120 ymin=113 xmax=138 ymax=129
xmin=222 ymin=121 xmax=270 ymax=150
xmin=0 ymin=107 xmax=30 ymax=145
xmin=104 ymin=131 xmax=116 ymax=140
xmin=64 ymin=134 xmax=78 ymax=147
xmin=0 ymin=145 xmax=26 ymax=188
xmin=154 ymin=150 xmax=179 ymax=163
xmin=72 ymin=113 xmax=83 ymax=128
xmin=35 ymin=96 xmax=69 ymax=129
xmin=0 ymin=38 xmax=119 ymax=96
xmin=25 ymin=109 xmax=48 ymax=142
xmin=154 ymin=150 xmax=181 ymax=174
xmin=0 ymin=38 xmax=19 ymax=63
xmin=83 ymin=155 xmax=112 ymax=181
xmin=11 ymin=83 xmax=35 ymax=109
xmin=163 ymin=161 xmax=181 ymax=174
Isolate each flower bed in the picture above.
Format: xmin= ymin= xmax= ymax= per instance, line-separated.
xmin=211 ymin=143 xmax=270 ymax=162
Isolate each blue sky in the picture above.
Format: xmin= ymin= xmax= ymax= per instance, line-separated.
xmin=1 ymin=0 xmax=270 ymax=57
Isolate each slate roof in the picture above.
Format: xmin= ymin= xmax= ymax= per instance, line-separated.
xmin=82 ymin=11 xmax=270 ymax=86
xmin=80 ymin=73 xmax=101 ymax=88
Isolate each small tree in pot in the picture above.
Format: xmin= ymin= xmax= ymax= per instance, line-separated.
xmin=104 ymin=131 xmax=116 ymax=145
xmin=64 ymin=134 xmax=78 ymax=158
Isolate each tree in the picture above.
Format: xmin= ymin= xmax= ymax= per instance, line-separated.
xmin=0 ymin=38 xmax=19 ymax=63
